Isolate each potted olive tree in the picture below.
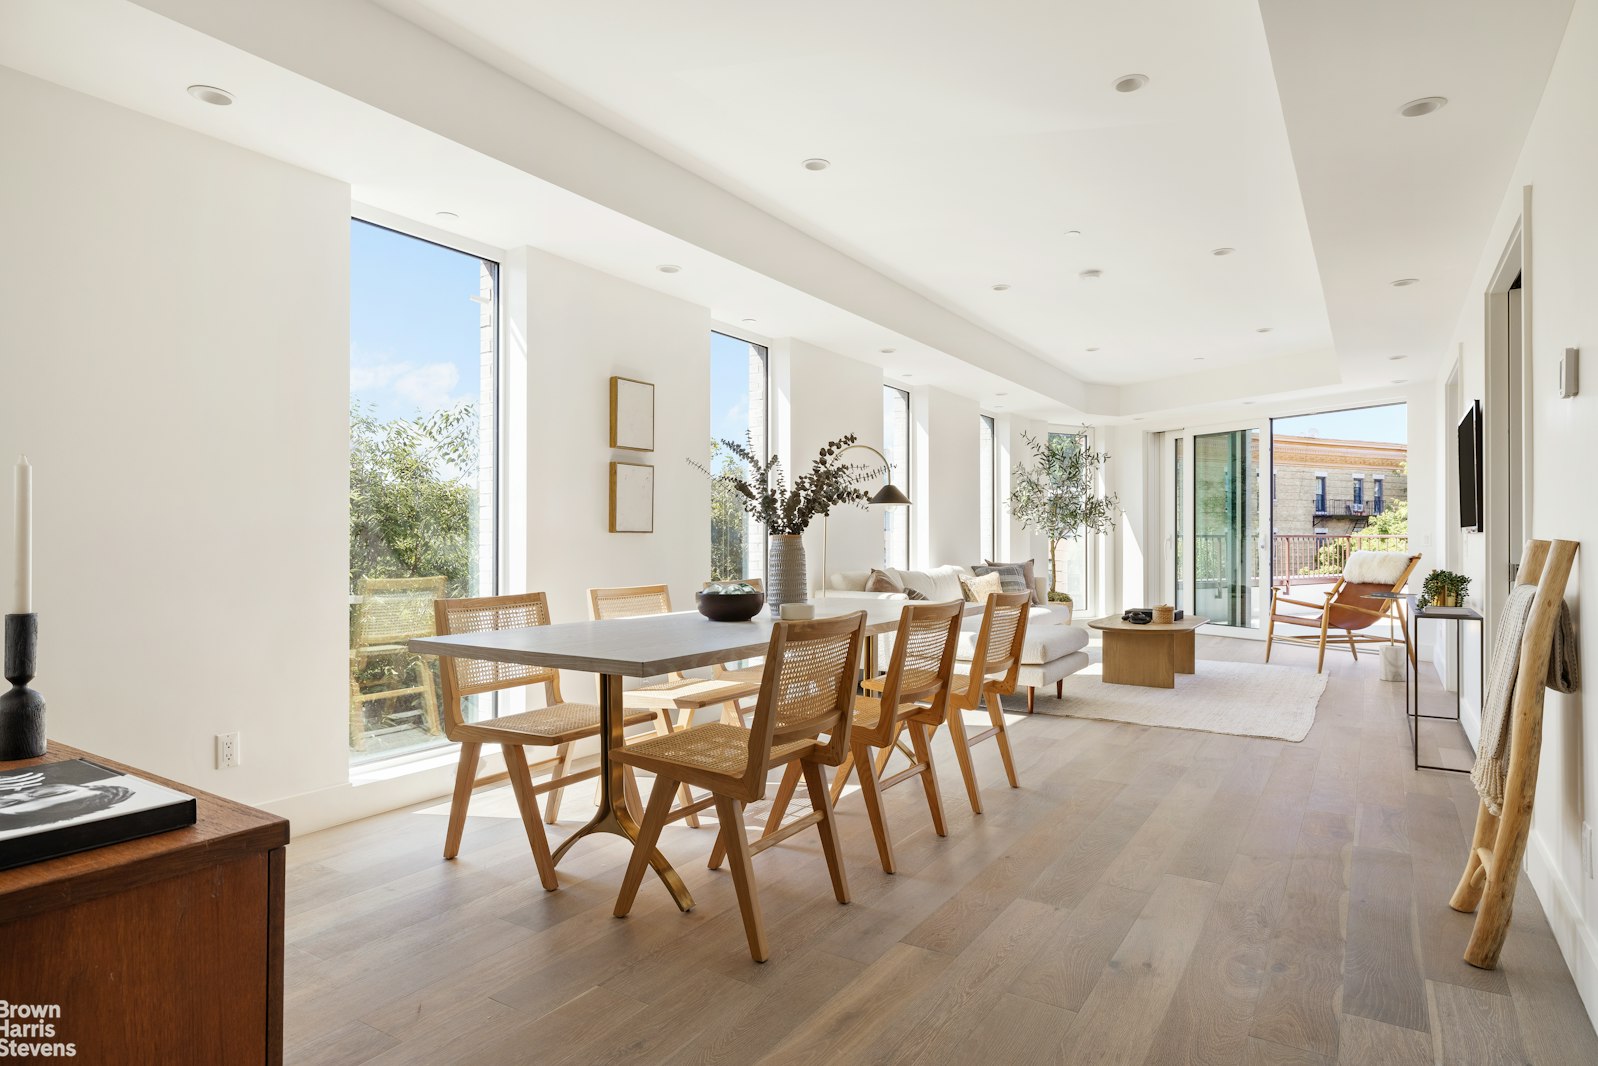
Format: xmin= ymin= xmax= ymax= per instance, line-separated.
xmin=1009 ymin=432 xmax=1118 ymax=620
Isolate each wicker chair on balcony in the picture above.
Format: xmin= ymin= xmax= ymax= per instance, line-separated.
xmin=1265 ymin=550 xmax=1421 ymax=672
xmin=612 ymin=612 xmax=866 ymax=962
xmin=349 ymin=575 xmax=447 ymax=751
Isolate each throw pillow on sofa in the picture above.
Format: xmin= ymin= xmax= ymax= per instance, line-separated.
xmin=864 ymin=569 xmax=903 ymax=594
xmin=985 ymin=558 xmax=1043 ymax=605
xmin=972 ymin=563 xmax=1029 ymax=599
xmin=960 ymin=570 xmax=1004 ymax=603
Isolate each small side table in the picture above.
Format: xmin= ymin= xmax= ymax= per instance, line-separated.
xmin=1401 ymin=597 xmax=1485 ymax=773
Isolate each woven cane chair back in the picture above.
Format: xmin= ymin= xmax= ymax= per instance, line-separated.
xmin=590 ymin=584 xmax=673 ymax=620
xmin=355 ymin=576 xmax=447 ymax=647
xmin=747 ymin=612 xmax=866 ymax=777
xmin=433 ymin=592 xmax=562 ymax=733
xmin=954 ymin=591 xmax=1030 ymax=706
xmin=877 ymin=600 xmax=964 ymax=718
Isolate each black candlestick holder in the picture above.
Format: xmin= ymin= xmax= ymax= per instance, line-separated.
xmin=0 ymin=613 xmax=45 ymax=760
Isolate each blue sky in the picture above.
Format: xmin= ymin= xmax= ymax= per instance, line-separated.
xmin=1273 ymin=402 xmax=1406 ymax=444
xmin=350 ymin=220 xmax=486 ymax=422
xmin=710 ymin=331 xmax=756 ymax=452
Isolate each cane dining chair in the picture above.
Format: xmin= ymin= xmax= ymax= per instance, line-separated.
xmin=589 ymin=584 xmax=765 ymax=827
xmin=941 ymin=590 xmax=1030 ymax=815
xmin=761 ymin=600 xmax=963 ymax=873
xmin=432 ymin=592 xmax=655 ymax=890
xmin=612 ymin=612 xmax=867 ymax=962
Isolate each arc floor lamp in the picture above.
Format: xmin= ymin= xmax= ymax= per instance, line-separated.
xmin=818 ymin=442 xmax=911 ymax=598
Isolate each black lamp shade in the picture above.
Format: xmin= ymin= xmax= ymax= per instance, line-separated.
xmin=869 ymin=483 xmax=911 ymax=506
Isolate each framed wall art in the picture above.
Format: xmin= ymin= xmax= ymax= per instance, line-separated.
xmin=609 ymin=376 xmax=655 ymax=451
xmin=609 ymin=461 xmax=655 ymax=533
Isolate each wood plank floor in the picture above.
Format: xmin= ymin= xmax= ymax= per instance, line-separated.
xmin=284 ymin=635 xmax=1598 ymax=1065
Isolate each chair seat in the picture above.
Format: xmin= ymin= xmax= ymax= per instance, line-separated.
xmin=623 ymin=676 xmax=763 ymax=711
xmin=452 ymin=702 xmax=654 ymax=745
xmin=1270 ymin=612 xmax=1354 ymax=631
xmin=614 ymin=721 xmax=816 ymax=781
xmin=717 ymin=664 xmax=764 ymax=684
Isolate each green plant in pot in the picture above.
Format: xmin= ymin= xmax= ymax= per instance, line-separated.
xmin=690 ymin=434 xmax=877 ymax=614
xmin=1419 ymin=568 xmax=1470 ymax=609
xmin=1010 ymin=432 xmax=1118 ymax=601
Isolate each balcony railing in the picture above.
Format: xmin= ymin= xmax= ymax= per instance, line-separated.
xmin=1313 ymin=496 xmax=1386 ymax=517
xmin=1272 ymin=533 xmax=1409 ymax=588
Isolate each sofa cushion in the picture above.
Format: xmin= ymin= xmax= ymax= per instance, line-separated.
xmin=985 ymin=559 xmax=1043 ymax=605
xmin=957 ymin=620 xmax=1087 ymax=665
xmin=889 ymin=565 xmax=966 ymax=604
xmin=960 ymin=571 xmax=1004 ymax=603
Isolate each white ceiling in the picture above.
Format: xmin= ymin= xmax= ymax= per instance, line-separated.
xmin=0 ymin=0 xmax=1577 ymax=423
xmin=374 ymin=0 xmax=1335 ymax=387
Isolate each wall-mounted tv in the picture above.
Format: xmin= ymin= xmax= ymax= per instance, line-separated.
xmin=1458 ymin=399 xmax=1483 ymax=531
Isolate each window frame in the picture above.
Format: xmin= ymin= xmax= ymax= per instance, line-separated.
xmin=708 ymin=329 xmax=771 ymax=581
xmin=979 ymin=414 xmax=998 ymax=561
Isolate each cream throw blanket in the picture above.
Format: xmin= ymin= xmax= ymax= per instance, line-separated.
xmin=1472 ymin=586 xmax=1580 ymax=815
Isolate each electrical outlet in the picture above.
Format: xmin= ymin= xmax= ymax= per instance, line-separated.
xmin=216 ymin=732 xmax=242 ymax=769
xmin=1584 ymin=823 xmax=1594 ymax=879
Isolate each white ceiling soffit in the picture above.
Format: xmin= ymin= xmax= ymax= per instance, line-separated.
xmin=367 ymin=0 xmax=1336 ymax=392
xmin=1259 ymin=0 xmax=1573 ymax=374
xmin=117 ymin=0 xmax=1117 ymax=416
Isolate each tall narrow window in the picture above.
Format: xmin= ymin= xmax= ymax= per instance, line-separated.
xmin=1352 ymin=474 xmax=1365 ymax=510
xmin=348 ymin=220 xmax=497 ymax=764
xmin=1049 ymin=431 xmax=1089 ymax=605
xmin=979 ymin=415 xmax=997 ymax=560
xmin=709 ymin=332 xmax=768 ymax=580
xmin=883 ymin=386 xmax=911 ymax=569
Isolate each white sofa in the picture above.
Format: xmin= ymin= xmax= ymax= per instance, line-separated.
xmin=821 ymin=565 xmax=1090 ymax=712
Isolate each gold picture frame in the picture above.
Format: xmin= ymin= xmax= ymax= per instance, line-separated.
xmin=609 ymin=376 xmax=655 ymax=451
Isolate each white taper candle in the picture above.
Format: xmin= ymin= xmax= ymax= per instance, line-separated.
xmin=14 ymin=456 xmax=31 ymax=614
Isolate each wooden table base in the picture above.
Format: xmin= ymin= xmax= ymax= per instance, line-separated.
xmin=550 ymin=674 xmax=696 ymax=912
xmin=1100 ymin=628 xmax=1197 ymax=688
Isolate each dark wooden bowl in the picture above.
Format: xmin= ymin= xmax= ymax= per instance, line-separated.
xmin=695 ymin=590 xmax=765 ymax=622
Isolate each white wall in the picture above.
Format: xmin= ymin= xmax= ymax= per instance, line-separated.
xmin=1442 ymin=0 xmax=1598 ymax=1024
xmin=920 ymin=388 xmax=981 ymax=568
xmin=0 ymin=69 xmax=351 ymax=808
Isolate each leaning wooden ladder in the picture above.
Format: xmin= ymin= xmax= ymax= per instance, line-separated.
xmin=1449 ymin=538 xmax=1579 ymax=969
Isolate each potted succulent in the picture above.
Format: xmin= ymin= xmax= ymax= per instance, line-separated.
xmin=1419 ymin=568 xmax=1470 ymax=609
xmin=690 ymin=434 xmax=877 ymax=614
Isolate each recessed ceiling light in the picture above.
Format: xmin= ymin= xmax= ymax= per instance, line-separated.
xmin=1113 ymin=73 xmax=1150 ymax=94
xmin=1389 ymin=355 xmax=1408 ymax=361
xmin=880 ymin=347 xmax=896 ymax=354
xmin=1078 ymin=269 xmax=1102 ymax=280
xmin=1398 ymin=96 xmax=1448 ymax=118
xmin=991 ymin=283 xmax=1011 ymax=291
xmin=1194 ymin=357 xmax=1206 ymax=361
xmin=1064 ymin=229 xmax=1083 ymax=238
xmin=802 ymin=158 xmax=831 ymax=171
xmin=901 ymin=373 xmax=914 ymax=378
xmin=435 ymin=210 xmax=459 ymax=220
xmin=1086 ymin=346 xmax=1100 ymax=352
xmin=1133 ymin=417 xmax=1145 ymax=422
xmin=1391 ymin=277 xmax=1420 ymax=287
xmin=1211 ymin=247 xmax=1236 ymax=257
xmin=1242 ymin=400 xmax=1256 ymax=405
xmin=741 ymin=318 xmax=757 ymax=324
xmin=186 ymin=84 xmax=234 ymax=106
xmin=995 ymin=392 xmax=1008 ymax=397
xmin=994 ymin=404 xmax=1005 ymax=410
xmin=657 ymin=264 xmax=681 ymax=274
xmin=1256 ymin=327 xmax=1273 ymax=333
xmin=1393 ymin=379 xmax=1408 ymax=384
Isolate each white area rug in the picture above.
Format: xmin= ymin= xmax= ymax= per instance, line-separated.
xmin=1034 ymin=660 xmax=1329 ymax=742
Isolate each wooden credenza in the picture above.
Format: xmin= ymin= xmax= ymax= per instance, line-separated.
xmin=0 ymin=742 xmax=289 ymax=1065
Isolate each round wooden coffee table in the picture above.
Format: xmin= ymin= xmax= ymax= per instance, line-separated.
xmin=1087 ymin=615 xmax=1209 ymax=688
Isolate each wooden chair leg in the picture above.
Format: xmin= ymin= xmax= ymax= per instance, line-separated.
xmin=622 ymin=766 xmax=644 ymax=821
xmin=671 ymin=709 xmax=702 ymax=829
xmin=1264 ymin=611 xmax=1276 ymax=662
xmin=1347 ymin=631 xmax=1359 ymax=660
xmin=1056 ymin=679 xmax=1063 ymax=699
xmin=543 ymin=742 xmax=572 ymax=824
xmin=713 ymin=795 xmax=769 ymax=962
xmin=503 ymin=744 xmax=558 ymax=892
xmin=614 ymin=774 xmax=677 ymax=917
xmin=801 ymin=759 xmax=850 ymax=904
xmin=828 ymin=750 xmax=856 ymax=805
xmin=757 ymin=762 xmax=804 ymax=841
xmin=442 ymin=740 xmax=481 ymax=860
xmin=1026 ymin=686 xmax=1036 ymax=714
xmin=908 ymin=721 xmax=947 ymax=837
xmin=986 ymin=687 xmax=1020 ymax=789
xmin=1316 ymin=615 xmax=1331 ymax=673
xmin=873 ymin=721 xmax=904 ymax=778
xmin=945 ymin=705 xmax=984 ymax=815
xmin=852 ymin=741 xmax=897 ymax=874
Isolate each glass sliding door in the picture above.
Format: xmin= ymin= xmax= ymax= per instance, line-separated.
xmin=1191 ymin=428 xmax=1262 ymax=628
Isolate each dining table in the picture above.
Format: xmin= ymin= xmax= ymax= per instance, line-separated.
xmin=409 ymin=597 xmax=926 ymax=912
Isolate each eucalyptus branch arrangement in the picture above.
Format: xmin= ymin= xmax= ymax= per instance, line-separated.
xmin=690 ymin=433 xmax=878 ymax=535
